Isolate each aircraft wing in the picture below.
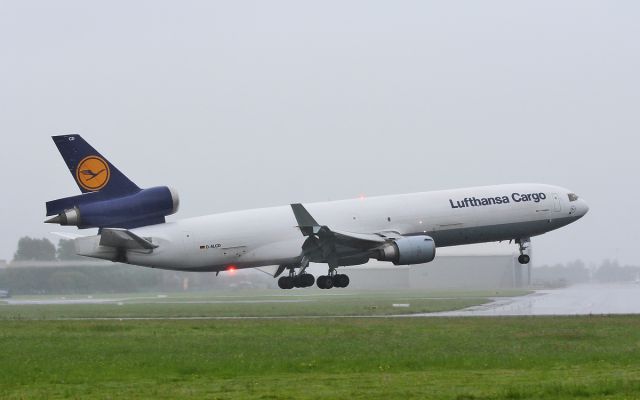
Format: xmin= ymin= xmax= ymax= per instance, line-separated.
xmin=290 ymin=203 xmax=394 ymax=264
xmin=99 ymin=228 xmax=158 ymax=250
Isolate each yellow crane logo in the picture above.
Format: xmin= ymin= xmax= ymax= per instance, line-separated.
xmin=76 ymin=156 xmax=110 ymax=191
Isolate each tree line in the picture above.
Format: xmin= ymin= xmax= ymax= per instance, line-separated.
xmin=12 ymin=237 xmax=82 ymax=262
xmin=534 ymin=259 xmax=640 ymax=286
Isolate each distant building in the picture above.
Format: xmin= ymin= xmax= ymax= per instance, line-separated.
xmin=2 ymin=243 xmax=531 ymax=292
xmin=6 ymin=260 xmax=102 ymax=268
xmin=340 ymin=242 xmax=530 ymax=290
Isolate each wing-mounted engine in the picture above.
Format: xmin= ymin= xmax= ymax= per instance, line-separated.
xmin=45 ymin=186 xmax=179 ymax=229
xmin=286 ymin=203 xmax=438 ymax=290
xmin=374 ymin=235 xmax=436 ymax=265
xmin=290 ymin=203 xmax=436 ymax=266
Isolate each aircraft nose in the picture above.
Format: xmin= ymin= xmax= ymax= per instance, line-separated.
xmin=578 ymin=199 xmax=589 ymax=217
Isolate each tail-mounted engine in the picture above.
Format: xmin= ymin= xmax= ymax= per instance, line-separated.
xmin=45 ymin=186 xmax=179 ymax=229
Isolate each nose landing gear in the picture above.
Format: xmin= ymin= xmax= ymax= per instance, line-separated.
xmin=516 ymin=238 xmax=531 ymax=265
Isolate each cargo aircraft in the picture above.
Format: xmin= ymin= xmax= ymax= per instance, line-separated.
xmin=45 ymin=135 xmax=589 ymax=289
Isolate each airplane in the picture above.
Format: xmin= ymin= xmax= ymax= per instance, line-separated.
xmin=45 ymin=135 xmax=589 ymax=289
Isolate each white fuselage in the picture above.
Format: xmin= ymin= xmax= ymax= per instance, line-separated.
xmin=80 ymin=183 xmax=588 ymax=271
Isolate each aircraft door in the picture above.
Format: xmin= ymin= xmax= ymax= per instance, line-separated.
xmin=552 ymin=193 xmax=561 ymax=212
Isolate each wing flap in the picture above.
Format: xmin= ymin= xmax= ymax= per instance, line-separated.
xmin=331 ymin=229 xmax=387 ymax=248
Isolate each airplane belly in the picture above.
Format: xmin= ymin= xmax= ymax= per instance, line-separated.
xmin=430 ymin=216 xmax=576 ymax=247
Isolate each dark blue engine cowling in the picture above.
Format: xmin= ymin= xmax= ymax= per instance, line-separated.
xmin=45 ymin=186 xmax=179 ymax=229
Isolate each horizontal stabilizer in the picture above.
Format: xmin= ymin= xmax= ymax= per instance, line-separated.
xmin=50 ymin=232 xmax=84 ymax=240
xmin=99 ymin=228 xmax=158 ymax=250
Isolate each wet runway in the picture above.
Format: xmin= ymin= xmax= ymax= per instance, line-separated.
xmin=4 ymin=284 xmax=640 ymax=319
xmin=424 ymin=284 xmax=640 ymax=316
xmin=5 ymin=297 xmax=310 ymax=306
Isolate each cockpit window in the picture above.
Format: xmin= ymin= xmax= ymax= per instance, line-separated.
xmin=568 ymin=193 xmax=579 ymax=202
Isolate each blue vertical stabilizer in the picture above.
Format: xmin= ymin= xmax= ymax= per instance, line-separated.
xmin=52 ymin=134 xmax=140 ymax=196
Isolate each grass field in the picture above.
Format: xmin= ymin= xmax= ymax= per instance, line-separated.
xmin=1 ymin=290 xmax=639 ymax=399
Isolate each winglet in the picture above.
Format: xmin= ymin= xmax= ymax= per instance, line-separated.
xmin=290 ymin=204 xmax=320 ymax=236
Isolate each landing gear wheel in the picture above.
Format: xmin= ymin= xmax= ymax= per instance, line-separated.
xmin=294 ymin=273 xmax=314 ymax=288
xmin=324 ymin=276 xmax=334 ymax=289
xmin=300 ymin=273 xmax=315 ymax=287
xmin=317 ymin=275 xmax=334 ymax=289
xmin=278 ymin=276 xmax=287 ymax=289
xmin=316 ymin=276 xmax=325 ymax=289
xmin=515 ymin=238 xmax=531 ymax=266
xmin=278 ymin=276 xmax=294 ymax=289
xmin=333 ymin=274 xmax=350 ymax=288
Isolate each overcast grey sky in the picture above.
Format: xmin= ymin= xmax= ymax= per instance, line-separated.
xmin=0 ymin=1 xmax=638 ymax=266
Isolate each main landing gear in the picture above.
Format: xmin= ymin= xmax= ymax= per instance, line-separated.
xmin=516 ymin=238 xmax=531 ymax=265
xmin=316 ymin=270 xmax=350 ymax=289
xmin=277 ymin=270 xmax=315 ymax=289
xmin=276 ymin=266 xmax=350 ymax=290
xmin=277 ymin=258 xmax=315 ymax=289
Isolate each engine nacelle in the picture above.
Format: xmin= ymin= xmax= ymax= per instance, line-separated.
xmin=46 ymin=186 xmax=179 ymax=229
xmin=376 ymin=235 xmax=436 ymax=265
